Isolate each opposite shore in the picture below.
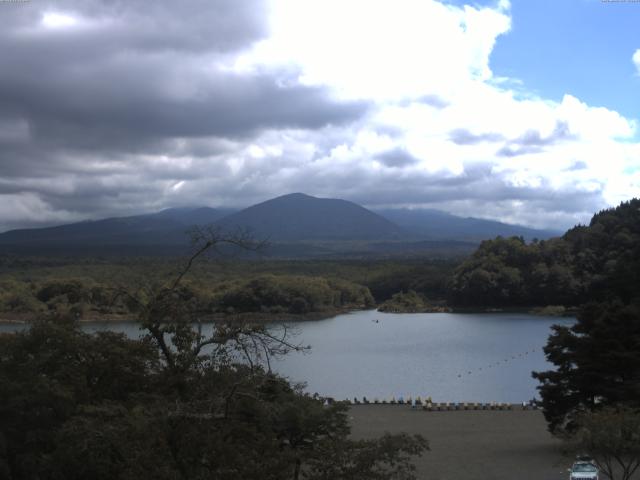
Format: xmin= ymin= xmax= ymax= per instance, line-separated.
xmin=0 ymin=304 xmax=578 ymax=325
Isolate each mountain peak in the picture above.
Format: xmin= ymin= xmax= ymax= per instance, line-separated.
xmin=218 ymin=193 xmax=403 ymax=241
xmin=277 ymin=192 xmax=313 ymax=200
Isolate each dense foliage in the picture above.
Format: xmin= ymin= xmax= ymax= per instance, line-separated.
xmin=215 ymin=275 xmax=374 ymax=314
xmin=0 ymin=274 xmax=373 ymax=320
xmin=449 ymin=236 xmax=580 ymax=307
xmin=450 ymin=198 xmax=640 ymax=308
xmin=377 ymin=290 xmax=449 ymax=313
xmin=365 ymin=261 xmax=453 ymax=303
xmin=0 ymin=318 xmax=427 ymax=480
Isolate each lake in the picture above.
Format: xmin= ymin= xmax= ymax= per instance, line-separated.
xmin=0 ymin=310 xmax=573 ymax=403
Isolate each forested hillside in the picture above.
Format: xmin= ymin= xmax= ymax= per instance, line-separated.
xmin=449 ymin=198 xmax=640 ymax=307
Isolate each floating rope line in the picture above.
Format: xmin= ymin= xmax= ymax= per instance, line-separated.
xmin=456 ymin=347 xmax=539 ymax=378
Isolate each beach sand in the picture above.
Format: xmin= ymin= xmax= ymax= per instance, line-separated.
xmin=349 ymin=405 xmax=570 ymax=480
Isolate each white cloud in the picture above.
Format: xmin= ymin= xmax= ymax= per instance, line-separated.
xmin=634 ymin=49 xmax=640 ymax=75
xmin=0 ymin=193 xmax=80 ymax=231
xmin=41 ymin=12 xmax=80 ymax=29
xmin=237 ymin=0 xmax=511 ymax=101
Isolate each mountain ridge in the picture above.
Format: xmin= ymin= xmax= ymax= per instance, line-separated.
xmin=373 ymin=207 xmax=561 ymax=241
xmin=0 ymin=193 xmax=560 ymax=256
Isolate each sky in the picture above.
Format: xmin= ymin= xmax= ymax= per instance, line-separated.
xmin=0 ymin=0 xmax=639 ymax=232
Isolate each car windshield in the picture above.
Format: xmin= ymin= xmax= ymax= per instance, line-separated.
xmin=573 ymin=463 xmax=597 ymax=473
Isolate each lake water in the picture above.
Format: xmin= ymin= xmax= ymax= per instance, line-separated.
xmin=0 ymin=310 xmax=573 ymax=403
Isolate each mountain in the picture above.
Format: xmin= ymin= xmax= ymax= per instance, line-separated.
xmin=217 ymin=193 xmax=405 ymax=241
xmin=0 ymin=207 xmax=235 ymax=247
xmin=0 ymin=193 xmax=560 ymax=257
xmin=152 ymin=207 xmax=238 ymax=228
xmin=373 ymin=208 xmax=561 ymax=242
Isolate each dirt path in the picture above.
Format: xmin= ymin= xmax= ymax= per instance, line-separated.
xmin=349 ymin=405 xmax=570 ymax=480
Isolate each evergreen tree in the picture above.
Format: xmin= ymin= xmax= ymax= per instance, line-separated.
xmin=533 ymin=301 xmax=640 ymax=433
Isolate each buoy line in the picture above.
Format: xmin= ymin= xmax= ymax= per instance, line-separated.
xmin=455 ymin=347 xmax=539 ymax=379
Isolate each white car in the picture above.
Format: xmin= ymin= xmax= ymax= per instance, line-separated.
xmin=569 ymin=461 xmax=599 ymax=480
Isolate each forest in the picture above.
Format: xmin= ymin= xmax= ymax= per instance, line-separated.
xmin=0 ymin=257 xmax=456 ymax=321
xmin=449 ymin=198 xmax=640 ymax=308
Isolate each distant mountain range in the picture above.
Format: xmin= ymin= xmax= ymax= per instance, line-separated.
xmin=0 ymin=207 xmax=235 ymax=246
xmin=0 ymin=193 xmax=561 ymax=257
xmin=372 ymin=207 xmax=560 ymax=242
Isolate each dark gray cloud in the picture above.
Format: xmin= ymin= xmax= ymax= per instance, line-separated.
xmin=0 ymin=0 xmax=373 ymax=230
xmin=0 ymin=2 xmax=368 ymax=155
xmin=1 ymin=67 xmax=366 ymax=148
xmin=0 ymin=0 xmax=367 ymax=138
xmin=376 ymin=148 xmax=419 ymax=167
xmin=4 ymin=0 xmax=269 ymax=54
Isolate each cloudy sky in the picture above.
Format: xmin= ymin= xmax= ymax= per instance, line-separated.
xmin=0 ymin=0 xmax=639 ymax=232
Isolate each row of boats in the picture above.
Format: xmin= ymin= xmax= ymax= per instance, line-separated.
xmin=328 ymin=396 xmax=539 ymax=410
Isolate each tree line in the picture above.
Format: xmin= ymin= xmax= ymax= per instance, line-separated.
xmin=0 ymin=275 xmax=374 ymax=320
xmin=0 ymin=258 xmax=456 ymax=320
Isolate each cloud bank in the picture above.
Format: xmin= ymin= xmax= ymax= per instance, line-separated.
xmin=0 ymin=0 xmax=638 ymax=232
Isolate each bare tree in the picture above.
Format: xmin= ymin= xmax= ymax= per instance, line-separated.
xmin=115 ymin=225 xmax=306 ymax=377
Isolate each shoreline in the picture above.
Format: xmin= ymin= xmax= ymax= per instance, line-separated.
xmin=0 ymin=305 xmax=577 ymax=325
xmin=0 ymin=308 xmax=359 ymax=325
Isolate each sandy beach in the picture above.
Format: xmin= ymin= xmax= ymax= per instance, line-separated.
xmin=349 ymin=405 xmax=570 ymax=480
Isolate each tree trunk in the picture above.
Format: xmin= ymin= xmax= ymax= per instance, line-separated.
xmin=293 ymin=457 xmax=301 ymax=480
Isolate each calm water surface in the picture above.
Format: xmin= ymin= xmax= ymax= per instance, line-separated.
xmin=0 ymin=310 xmax=573 ymax=403
xmin=272 ymin=310 xmax=574 ymax=403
